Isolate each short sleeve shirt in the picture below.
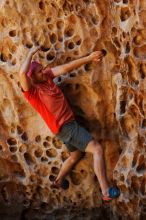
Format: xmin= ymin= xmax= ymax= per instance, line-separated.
xmin=23 ymin=69 xmax=75 ymax=134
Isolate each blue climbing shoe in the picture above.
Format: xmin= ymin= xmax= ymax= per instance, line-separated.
xmin=61 ymin=179 xmax=69 ymax=190
xmin=102 ymin=186 xmax=120 ymax=202
xmin=52 ymin=179 xmax=69 ymax=190
xmin=109 ymin=186 xmax=120 ymax=198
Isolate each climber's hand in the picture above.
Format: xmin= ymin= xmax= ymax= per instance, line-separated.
xmin=28 ymin=45 xmax=40 ymax=56
xmin=89 ymin=50 xmax=106 ymax=62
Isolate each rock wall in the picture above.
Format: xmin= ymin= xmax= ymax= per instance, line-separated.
xmin=110 ymin=1 xmax=146 ymax=219
xmin=0 ymin=0 xmax=145 ymax=219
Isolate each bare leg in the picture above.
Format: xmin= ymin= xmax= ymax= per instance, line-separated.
xmin=85 ymin=139 xmax=109 ymax=196
xmin=54 ymin=150 xmax=82 ymax=186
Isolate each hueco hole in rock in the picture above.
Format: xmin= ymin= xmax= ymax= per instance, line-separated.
xmin=0 ymin=0 xmax=146 ymax=220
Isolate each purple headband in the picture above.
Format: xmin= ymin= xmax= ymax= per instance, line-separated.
xmin=27 ymin=61 xmax=42 ymax=78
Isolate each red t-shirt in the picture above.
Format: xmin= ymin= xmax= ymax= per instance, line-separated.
xmin=23 ymin=69 xmax=75 ymax=134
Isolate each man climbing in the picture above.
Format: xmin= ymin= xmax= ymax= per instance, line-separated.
xmin=19 ymin=46 xmax=120 ymax=202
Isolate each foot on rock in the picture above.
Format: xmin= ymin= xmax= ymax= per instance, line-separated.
xmin=102 ymin=186 xmax=120 ymax=203
xmin=52 ymin=179 xmax=69 ymax=190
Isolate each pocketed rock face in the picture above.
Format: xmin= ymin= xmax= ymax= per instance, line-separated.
xmin=110 ymin=1 xmax=146 ymax=219
xmin=0 ymin=0 xmax=145 ymax=219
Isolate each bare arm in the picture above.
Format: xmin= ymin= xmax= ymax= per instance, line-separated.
xmin=51 ymin=55 xmax=91 ymax=77
xmin=44 ymin=50 xmax=105 ymax=77
xmin=19 ymin=46 xmax=39 ymax=91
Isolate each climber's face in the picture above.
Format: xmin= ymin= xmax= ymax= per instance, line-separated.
xmin=32 ymin=65 xmax=49 ymax=83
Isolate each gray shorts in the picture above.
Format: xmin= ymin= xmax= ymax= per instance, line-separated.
xmin=56 ymin=120 xmax=93 ymax=152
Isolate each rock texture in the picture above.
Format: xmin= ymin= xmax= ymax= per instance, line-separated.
xmin=0 ymin=0 xmax=145 ymax=219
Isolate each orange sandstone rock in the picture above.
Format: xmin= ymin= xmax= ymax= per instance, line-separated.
xmin=0 ymin=0 xmax=145 ymax=219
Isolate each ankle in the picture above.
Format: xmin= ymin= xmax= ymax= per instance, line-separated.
xmin=55 ymin=176 xmax=63 ymax=184
xmin=102 ymin=188 xmax=109 ymax=197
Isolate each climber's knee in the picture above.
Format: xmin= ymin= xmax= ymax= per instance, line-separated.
xmin=85 ymin=139 xmax=103 ymax=156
